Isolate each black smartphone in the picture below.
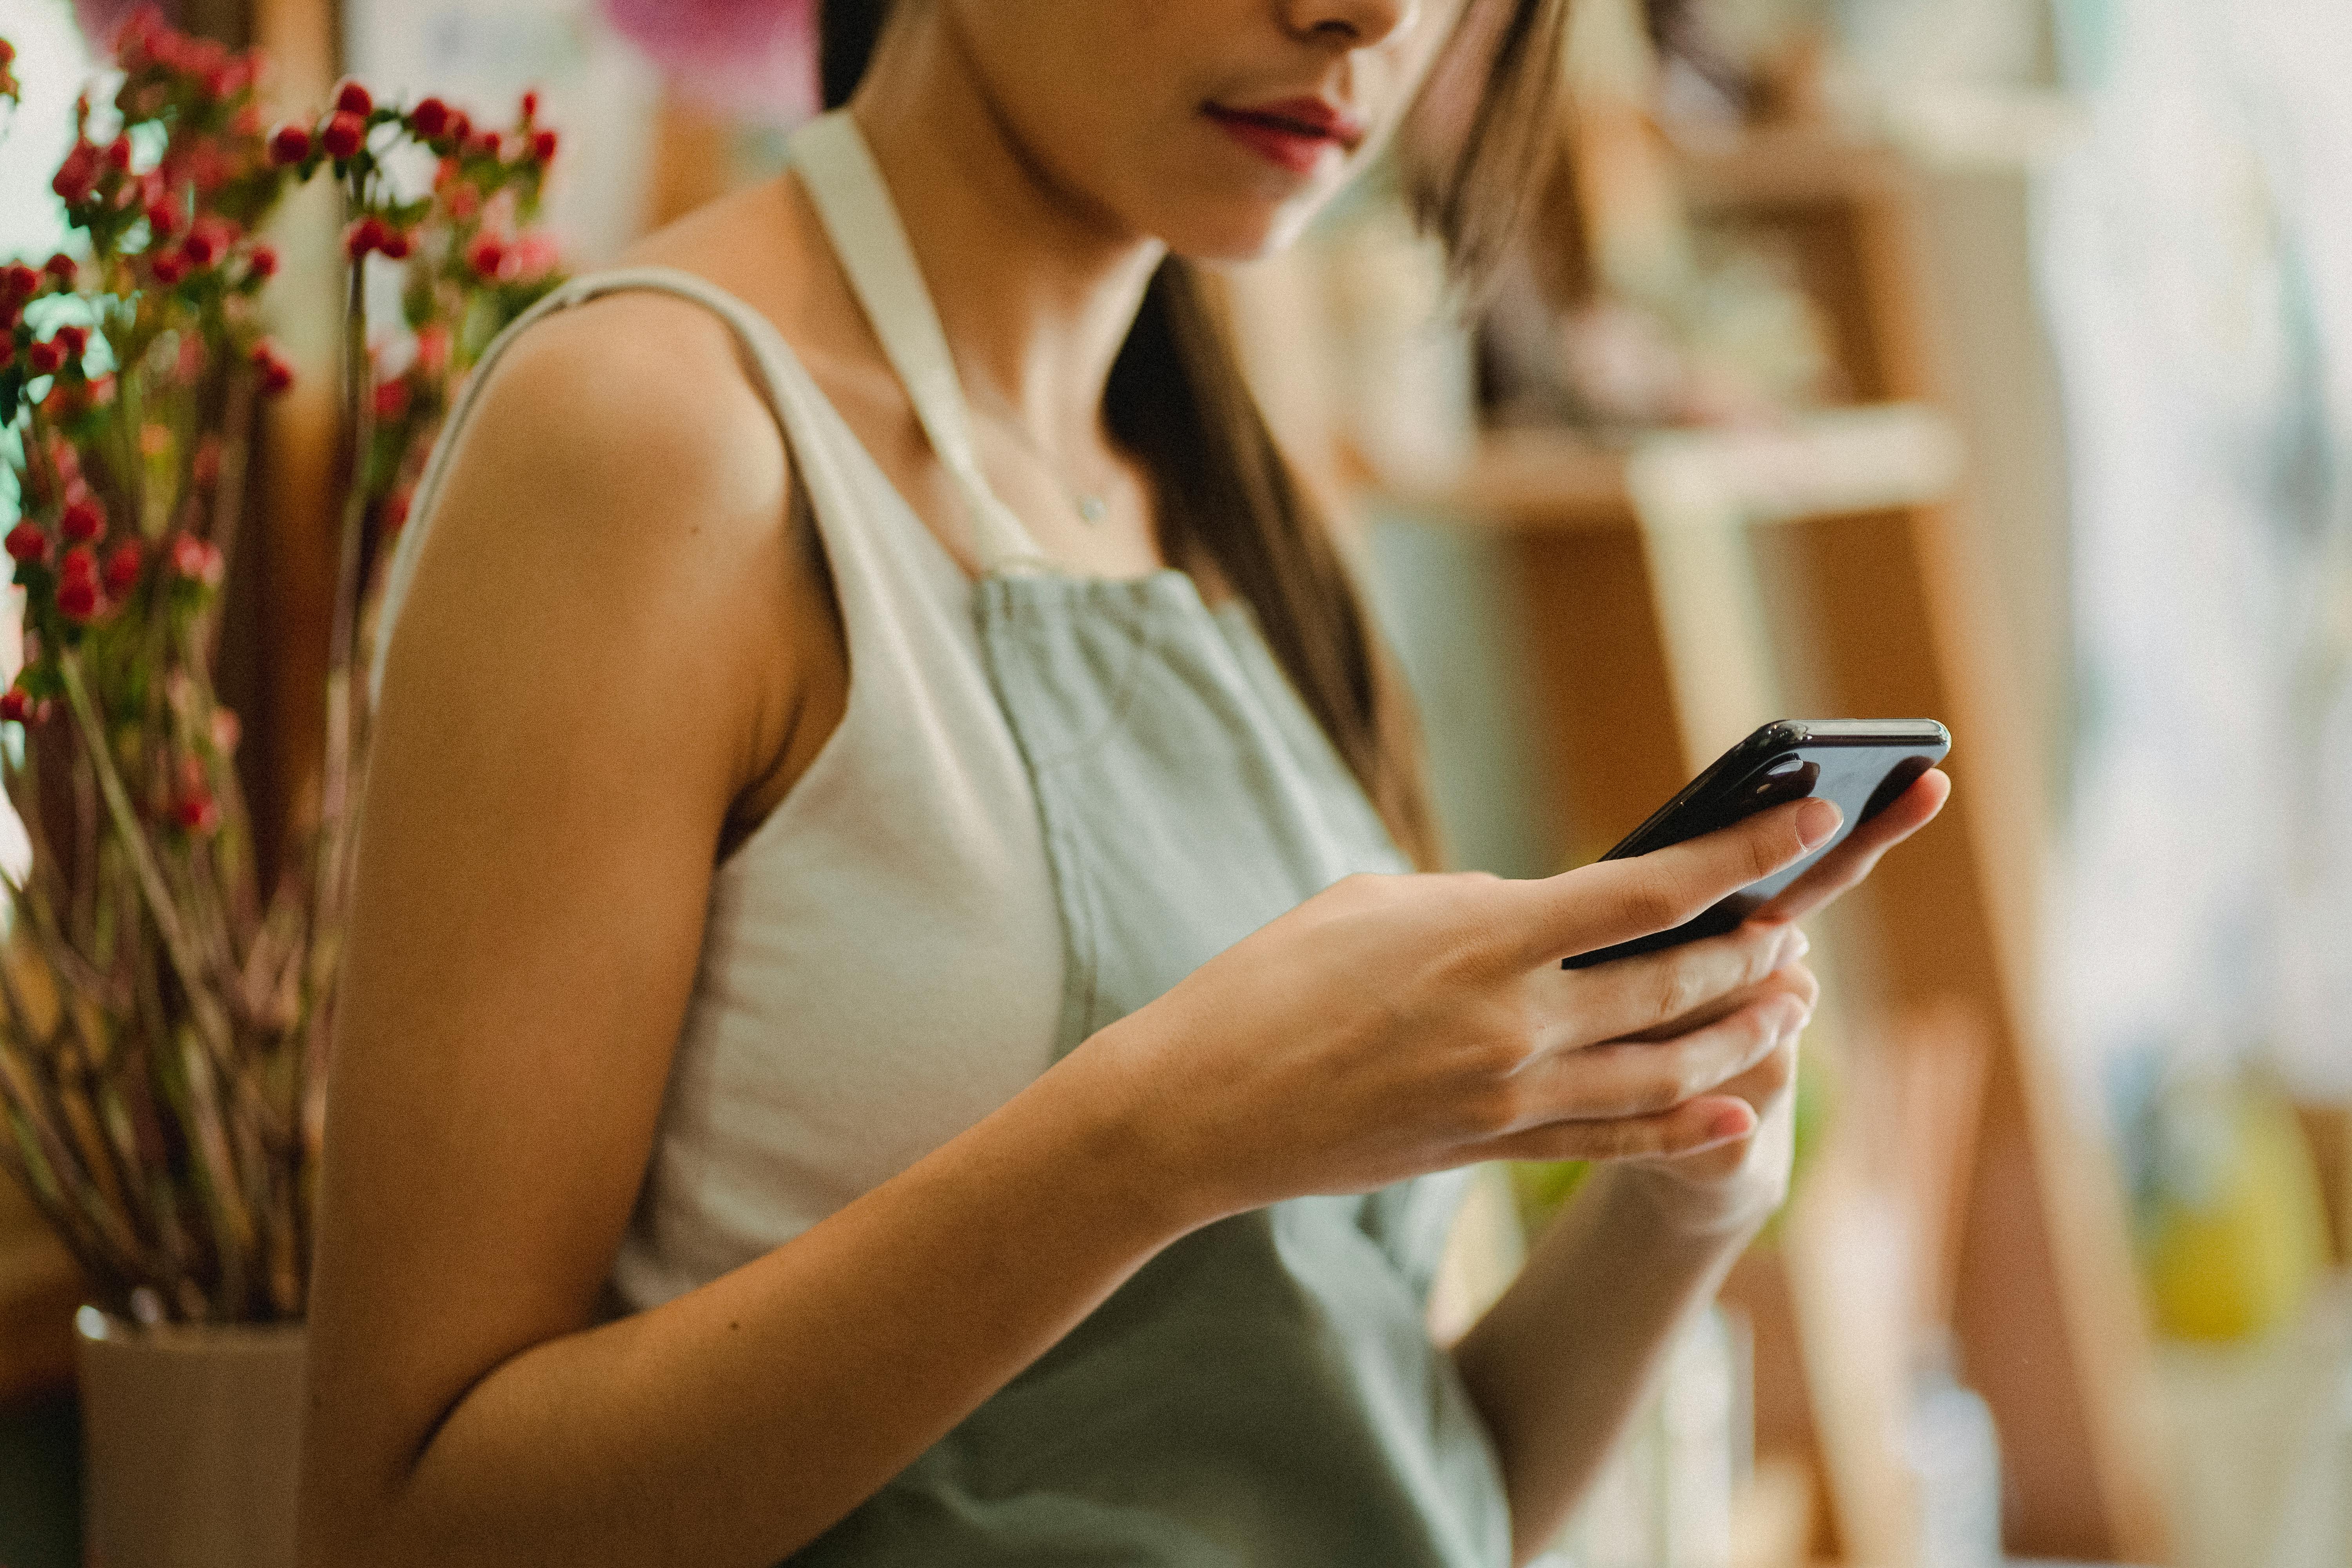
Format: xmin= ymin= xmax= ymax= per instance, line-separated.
xmin=1560 ymin=719 xmax=1950 ymax=970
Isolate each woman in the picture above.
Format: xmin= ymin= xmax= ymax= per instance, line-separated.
xmin=299 ymin=2 xmax=1949 ymax=1564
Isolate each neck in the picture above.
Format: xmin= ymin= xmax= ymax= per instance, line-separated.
xmin=848 ymin=14 xmax=1166 ymax=447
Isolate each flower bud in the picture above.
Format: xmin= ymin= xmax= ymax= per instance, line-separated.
xmin=56 ymin=574 xmax=100 ymax=623
xmin=520 ymin=89 xmax=540 ymax=121
xmin=149 ymin=249 xmax=188 ymax=287
xmin=248 ymin=245 xmax=278 ymax=280
xmin=268 ymin=124 xmax=311 ymax=166
xmin=321 ymin=110 xmax=365 ymax=161
xmin=376 ymin=226 xmax=411 ymax=261
xmin=54 ymin=325 xmax=88 ymax=361
xmin=145 ymin=196 xmax=181 ymax=240
xmin=182 ymin=218 xmax=234 ymax=269
xmin=169 ymin=534 xmax=225 ymax=585
xmin=413 ymin=321 xmax=453 ymax=376
xmin=51 ymin=142 xmax=99 ymax=206
xmin=0 ymin=691 xmax=29 ymax=724
xmin=27 ymin=340 xmax=64 ymax=376
xmin=465 ymin=235 xmax=508 ymax=281
xmin=250 ymin=340 xmax=295 ymax=396
xmin=410 ymin=96 xmax=451 ymax=140
xmin=5 ymin=523 xmax=51 ymax=565
xmin=2 ymin=262 xmax=39 ymax=300
xmin=172 ymin=782 xmax=221 ymax=835
xmin=43 ymin=253 xmax=76 ymax=284
xmin=102 ymin=541 xmax=142 ymax=595
xmin=372 ymin=379 xmax=410 ymax=422
xmin=532 ymin=129 xmax=559 ymax=164
xmin=60 ymin=499 xmax=104 ymax=542
xmin=336 ymin=82 xmax=374 ymax=118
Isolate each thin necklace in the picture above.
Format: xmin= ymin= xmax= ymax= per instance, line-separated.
xmin=971 ymin=396 xmax=1112 ymax=525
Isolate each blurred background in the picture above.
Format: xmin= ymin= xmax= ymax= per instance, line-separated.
xmin=2 ymin=0 xmax=2350 ymax=1565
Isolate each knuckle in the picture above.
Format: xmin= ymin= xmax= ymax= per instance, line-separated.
xmin=1649 ymin=960 xmax=1703 ymax=1027
xmin=1620 ymin=878 xmax=1687 ymax=936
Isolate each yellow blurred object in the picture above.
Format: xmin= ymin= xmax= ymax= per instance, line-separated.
xmin=2145 ymin=1076 xmax=2330 ymax=1342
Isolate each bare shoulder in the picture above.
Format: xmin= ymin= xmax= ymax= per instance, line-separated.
xmin=446 ymin=290 xmax=788 ymax=546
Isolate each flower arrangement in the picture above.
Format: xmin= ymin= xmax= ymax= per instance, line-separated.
xmin=0 ymin=7 xmax=565 ymax=1325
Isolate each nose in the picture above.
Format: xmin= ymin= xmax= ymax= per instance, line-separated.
xmin=1279 ymin=0 xmax=1417 ymax=48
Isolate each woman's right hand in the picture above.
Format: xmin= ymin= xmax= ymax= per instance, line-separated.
xmin=1079 ymin=795 xmax=1842 ymax=1223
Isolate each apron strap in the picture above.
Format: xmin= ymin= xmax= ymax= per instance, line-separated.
xmin=787 ymin=111 xmax=1058 ymax=578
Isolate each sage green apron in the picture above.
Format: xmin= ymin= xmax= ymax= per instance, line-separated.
xmin=784 ymin=112 xmax=1510 ymax=1567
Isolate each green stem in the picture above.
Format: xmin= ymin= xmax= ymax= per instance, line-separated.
xmin=54 ymin=653 xmax=236 ymax=1074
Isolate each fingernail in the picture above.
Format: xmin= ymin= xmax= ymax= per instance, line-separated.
xmin=1710 ymin=1105 xmax=1755 ymax=1141
xmin=1796 ymin=798 xmax=1841 ymax=850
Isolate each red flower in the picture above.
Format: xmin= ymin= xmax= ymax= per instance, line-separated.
xmin=27 ymin=340 xmax=65 ymax=376
xmin=56 ymin=575 xmax=101 ymax=624
xmin=321 ymin=110 xmax=366 ymax=161
xmin=268 ymin=124 xmax=311 ymax=166
xmin=169 ymin=535 xmax=225 ymax=585
xmin=251 ymin=340 xmax=295 ymax=395
xmin=413 ymin=321 xmax=453 ymax=375
xmin=43 ymin=253 xmax=76 ymax=283
xmin=181 ymin=217 xmax=237 ymax=269
xmin=248 ymin=245 xmax=279 ymax=279
xmin=60 ymin=499 xmax=105 ymax=542
xmin=410 ymin=96 xmax=451 ymax=140
xmin=335 ymin=80 xmax=374 ymax=118
xmin=54 ymin=325 xmax=89 ymax=361
xmin=465 ymin=235 xmax=509 ymax=281
xmin=372 ymin=379 xmax=410 ymax=422
xmin=102 ymin=542 xmax=143 ymax=595
xmin=172 ymin=787 xmax=221 ymax=835
xmin=2 ymin=262 xmax=39 ymax=300
xmin=532 ymin=129 xmax=559 ymax=164
xmin=5 ymin=523 xmax=51 ymax=566
xmin=52 ymin=141 xmax=100 ymax=205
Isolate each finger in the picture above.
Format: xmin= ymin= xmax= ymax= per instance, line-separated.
xmin=1513 ymin=989 xmax=1808 ymax=1127
xmin=1756 ymin=769 xmax=1950 ymax=924
xmin=1553 ymin=919 xmax=1808 ymax=1045
xmin=1464 ymin=1093 xmax=1757 ymax=1165
xmin=1514 ymin=796 xmax=1842 ymax=967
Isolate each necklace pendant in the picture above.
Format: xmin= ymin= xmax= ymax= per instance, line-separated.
xmin=1076 ymin=494 xmax=1108 ymax=524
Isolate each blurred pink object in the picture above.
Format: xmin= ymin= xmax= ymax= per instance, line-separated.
xmin=603 ymin=0 xmax=819 ymax=123
xmin=74 ymin=0 xmax=178 ymax=54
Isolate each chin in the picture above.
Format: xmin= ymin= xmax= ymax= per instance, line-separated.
xmin=1155 ymin=200 xmax=1325 ymax=265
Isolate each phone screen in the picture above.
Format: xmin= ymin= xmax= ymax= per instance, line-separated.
xmin=1561 ymin=719 xmax=1949 ymax=970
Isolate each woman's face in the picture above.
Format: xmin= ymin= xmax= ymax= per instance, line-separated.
xmin=938 ymin=0 xmax=1477 ymax=258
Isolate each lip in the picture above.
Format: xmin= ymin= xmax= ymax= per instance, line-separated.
xmin=1203 ymin=96 xmax=1364 ymax=176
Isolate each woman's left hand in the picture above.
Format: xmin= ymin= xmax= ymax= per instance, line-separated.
xmin=1610 ymin=767 xmax=1951 ymax=1227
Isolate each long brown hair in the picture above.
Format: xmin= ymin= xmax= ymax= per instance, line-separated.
xmin=818 ymin=1 xmax=1569 ymax=870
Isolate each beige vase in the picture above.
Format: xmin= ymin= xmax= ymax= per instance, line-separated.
xmin=74 ymin=1309 xmax=306 ymax=1568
